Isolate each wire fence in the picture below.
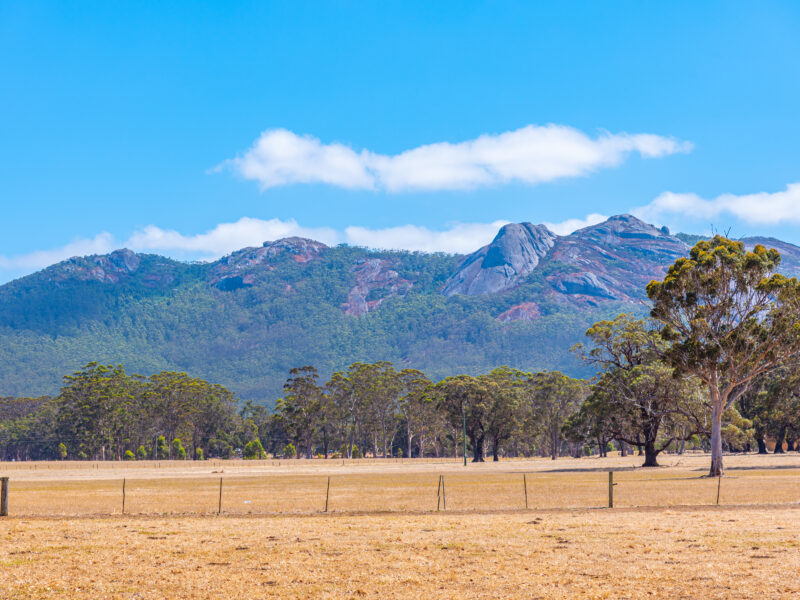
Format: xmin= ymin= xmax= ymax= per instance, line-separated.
xmin=3 ymin=468 xmax=800 ymax=517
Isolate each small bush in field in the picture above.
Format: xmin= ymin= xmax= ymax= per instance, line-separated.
xmin=282 ymin=443 xmax=296 ymax=458
xmin=58 ymin=442 xmax=67 ymax=460
xmin=172 ymin=438 xmax=186 ymax=460
xmin=136 ymin=445 xmax=148 ymax=460
xmin=156 ymin=436 xmax=169 ymax=459
xmin=123 ymin=450 xmax=136 ymax=461
xmin=244 ymin=439 xmax=266 ymax=459
xmin=195 ymin=447 xmax=204 ymax=460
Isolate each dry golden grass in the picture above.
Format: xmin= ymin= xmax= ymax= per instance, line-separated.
xmin=2 ymin=454 xmax=799 ymax=598
xmin=3 ymin=453 xmax=800 ymax=516
xmin=2 ymin=507 xmax=799 ymax=599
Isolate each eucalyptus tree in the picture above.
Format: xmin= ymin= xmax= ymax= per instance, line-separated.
xmin=325 ymin=370 xmax=358 ymax=458
xmin=526 ymin=371 xmax=585 ymax=460
xmin=57 ymin=362 xmax=135 ymax=460
xmin=484 ymin=367 xmax=526 ymax=460
xmin=648 ymin=237 xmax=800 ymax=475
xmin=435 ymin=375 xmax=494 ymax=462
xmin=573 ymin=314 xmax=705 ymax=467
xmin=397 ymin=368 xmax=433 ymax=458
xmin=277 ymin=366 xmax=323 ymax=459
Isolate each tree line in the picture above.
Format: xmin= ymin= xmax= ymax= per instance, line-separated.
xmin=3 ymin=236 xmax=800 ymax=476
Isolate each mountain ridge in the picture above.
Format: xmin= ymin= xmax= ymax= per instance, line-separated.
xmin=2 ymin=215 xmax=800 ymax=401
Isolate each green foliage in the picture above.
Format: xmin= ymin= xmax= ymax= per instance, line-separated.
xmin=136 ymin=445 xmax=148 ymax=460
xmin=0 ymin=245 xmax=607 ymax=402
xmin=243 ymin=439 xmax=266 ymax=459
xmin=123 ymin=449 xmax=135 ymax=461
xmin=195 ymin=447 xmax=204 ymax=460
xmin=156 ymin=436 xmax=169 ymax=460
xmin=648 ymin=236 xmax=800 ymax=474
xmin=58 ymin=442 xmax=67 ymax=460
xmin=172 ymin=438 xmax=186 ymax=460
xmin=282 ymin=443 xmax=296 ymax=458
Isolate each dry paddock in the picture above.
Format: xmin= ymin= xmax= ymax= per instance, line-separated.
xmin=1 ymin=454 xmax=799 ymax=598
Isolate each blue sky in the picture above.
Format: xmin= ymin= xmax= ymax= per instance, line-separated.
xmin=2 ymin=1 xmax=800 ymax=282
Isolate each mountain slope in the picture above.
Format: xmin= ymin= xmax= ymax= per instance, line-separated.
xmin=2 ymin=216 xmax=799 ymax=402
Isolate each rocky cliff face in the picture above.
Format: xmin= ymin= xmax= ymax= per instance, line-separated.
xmin=210 ymin=237 xmax=328 ymax=289
xmin=443 ymin=214 xmax=688 ymax=307
xmin=443 ymin=223 xmax=557 ymax=296
xmin=46 ymin=249 xmax=142 ymax=284
xmin=342 ymin=258 xmax=414 ymax=316
xmin=544 ymin=214 xmax=688 ymax=303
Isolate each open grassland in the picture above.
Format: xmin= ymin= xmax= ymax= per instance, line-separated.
xmin=2 ymin=506 xmax=799 ymax=599
xmin=2 ymin=454 xmax=800 ymax=598
xmin=2 ymin=453 xmax=800 ymax=516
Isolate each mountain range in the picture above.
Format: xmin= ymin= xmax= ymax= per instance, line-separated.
xmin=2 ymin=215 xmax=799 ymax=402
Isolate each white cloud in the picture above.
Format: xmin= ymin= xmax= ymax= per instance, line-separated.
xmin=126 ymin=217 xmax=339 ymax=259
xmin=343 ymin=221 xmax=510 ymax=254
xmin=0 ymin=233 xmax=115 ymax=271
xmin=543 ymin=213 xmax=608 ymax=236
xmin=217 ymin=129 xmax=374 ymax=190
xmin=219 ymin=125 xmax=692 ymax=192
xmin=635 ymin=183 xmax=800 ymax=225
xmin=0 ymin=218 xmax=512 ymax=281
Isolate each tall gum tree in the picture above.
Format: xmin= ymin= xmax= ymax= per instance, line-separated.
xmin=573 ymin=314 xmax=705 ymax=467
xmin=647 ymin=236 xmax=800 ymax=476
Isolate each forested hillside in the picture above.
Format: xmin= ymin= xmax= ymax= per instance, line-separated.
xmin=2 ymin=215 xmax=798 ymax=402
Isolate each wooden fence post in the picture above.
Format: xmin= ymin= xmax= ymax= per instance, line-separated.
xmin=523 ymin=473 xmax=528 ymax=509
xmin=608 ymin=471 xmax=615 ymax=508
xmin=218 ymin=477 xmax=223 ymax=515
xmin=325 ymin=476 xmax=331 ymax=513
xmin=0 ymin=477 xmax=8 ymax=517
xmin=716 ymin=475 xmax=721 ymax=505
xmin=122 ymin=478 xmax=126 ymax=515
xmin=441 ymin=476 xmax=446 ymax=511
xmin=436 ymin=475 xmax=442 ymax=511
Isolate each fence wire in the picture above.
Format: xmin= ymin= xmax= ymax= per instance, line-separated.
xmin=4 ymin=468 xmax=800 ymax=517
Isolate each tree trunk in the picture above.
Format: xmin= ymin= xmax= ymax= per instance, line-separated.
xmin=470 ymin=433 xmax=485 ymax=462
xmin=774 ymin=426 xmax=786 ymax=454
xmin=643 ymin=438 xmax=660 ymax=467
xmin=709 ymin=402 xmax=724 ymax=477
xmin=492 ymin=438 xmax=499 ymax=462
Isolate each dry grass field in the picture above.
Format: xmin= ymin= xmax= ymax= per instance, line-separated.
xmin=3 ymin=453 xmax=800 ymax=515
xmin=2 ymin=453 xmax=799 ymax=598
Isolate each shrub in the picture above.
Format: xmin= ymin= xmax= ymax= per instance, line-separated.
xmin=58 ymin=442 xmax=67 ymax=460
xmin=156 ymin=436 xmax=169 ymax=459
xmin=172 ymin=438 xmax=186 ymax=460
xmin=282 ymin=443 xmax=296 ymax=459
xmin=395 ymin=447 xmax=403 ymax=458
xmin=136 ymin=445 xmax=148 ymax=460
xmin=123 ymin=450 xmax=136 ymax=461
xmin=243 ymin=439 xmax=266 ymax=460
xmin=195 ymin=447 xmax=204 ymax=461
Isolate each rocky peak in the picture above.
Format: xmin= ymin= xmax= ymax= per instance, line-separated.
xmin=261 ymin=237 xmax=329 ymax=262
xmin=545 ymin=215 xmax=689 ymax=302
xmin=443 ymin=222 xmax=557 ymax=296
xmin=51 ymin=248 xmax=142 ymax=284
xmin=210 ymin=237 xmax=329 ymax=289
xmin=343 ymin=258 xmax=413 ymax=316
xmin=571 ymin=214 xmax=672 ymax=243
